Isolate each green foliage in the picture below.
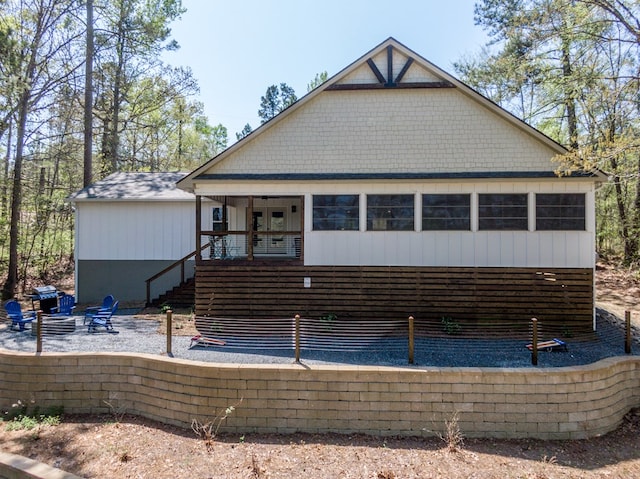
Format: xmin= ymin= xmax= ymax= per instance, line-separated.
xmin=0 ymin=0 xmax=219 ymax=296
xmin=320 ymin=312 xmax=337 ymax=331
xmin=2 ymin=400 xmax=63 ymax=431
xmin=441 ymin=317 xmax=461 ymax=335
xmin=307 ymin=71 xmax=328 ymax=92
xmin=258 ymin=83 xmax=297 ymax=123
xmin=235 ymin=123 xmax=252 ymax=141
xmin=320 ymin=312 xmax=337 ymax=323
xmin=458 ymin=0 xmax=640 ymax=265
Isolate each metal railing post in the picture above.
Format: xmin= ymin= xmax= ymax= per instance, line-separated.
xmin=531 ymin=318 xmax=538 ymax=366
xmin=36 ymin=310 xmax=43 ymax=353
xmin=166 ymin=310 xmax=173 ymax=357
xmin=625 ymin=311 xmax=632 ymax=354
xmin=295 ymin=314 xmax=300 ymax=363
xmin=408 ymin=315 xmax=414 ymax=364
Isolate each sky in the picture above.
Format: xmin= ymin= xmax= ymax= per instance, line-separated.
xmin=161 ymin=0 xmax=490 ymax=141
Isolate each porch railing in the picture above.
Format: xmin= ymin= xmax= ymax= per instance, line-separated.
xmin=205 ymin=231 xmax=302 ymax=260
xmin=145 ymin=243 xmax=208 ymax=306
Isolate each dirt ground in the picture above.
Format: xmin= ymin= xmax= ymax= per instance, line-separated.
xmin=1 ymin=265 xmax=640 ymax=479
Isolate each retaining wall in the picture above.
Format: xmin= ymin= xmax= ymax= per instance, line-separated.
xmin=1 ymin=349 xmax=639 ymax=440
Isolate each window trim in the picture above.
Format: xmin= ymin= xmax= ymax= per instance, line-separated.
xmin=478 ymin=193 xmax=529 ymax=231
xmin=366 ymin=194 xmax=415 ymax=231
xmin=535 ymin=193 xmax=586 ymax=231
xmin=422 ymin=193 xmax=471 ymax=231
xmin=311 ymin=194 xmax=360 ymax=231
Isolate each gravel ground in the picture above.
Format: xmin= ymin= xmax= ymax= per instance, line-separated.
xmin=1 ymin=308 xmax=638 ymax=368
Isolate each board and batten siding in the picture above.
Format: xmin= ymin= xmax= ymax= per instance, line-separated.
xmin=76 ymin=201 xmax=198 ymax=260
xmin=74 ymin=199 xmax=212 ymax=303
xmin=193 ymin=179 xmax=596 ymax=269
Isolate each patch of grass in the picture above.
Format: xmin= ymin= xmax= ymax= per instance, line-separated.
xmin=2 ymin=400 xmax=63 ymax=432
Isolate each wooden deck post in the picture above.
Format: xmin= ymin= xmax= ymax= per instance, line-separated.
xmin=295 ymin=314 xmax=300 ymax=363
xmin=408 ymin=315 xmax=414 ymax=364
xmin=247 ymin=196 xmax=254 ymax=261
xmin=36 ymin=311 xmax=43 ymax=353
xmin=531 ymin=318 xmax=538 ymax=366
xmin=625 ymin=311 xmax=632 ymax=354
xmin=166 ymin=310 xmax=173 ymax=357
xmin=195 ymin=195 xmax=202 ymax=261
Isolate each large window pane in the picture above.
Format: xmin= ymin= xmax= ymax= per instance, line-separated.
xmin=422 ymin=194 xmax=470 ymax=230
xmin=479 ymin=193 xmax=528 ymax=230
xmin=312 ymin=195 xmax=359 ymax=231
xmin=367 ymin=194 xmax=414 ymax=231
xmin=536 ymin=193 xmax=585 ymax=230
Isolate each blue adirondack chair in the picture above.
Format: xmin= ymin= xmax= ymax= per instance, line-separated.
xmin=84 ymin=294 xmax=114 ymax=324
xmin=87 ymin=300 xmax=118 ymax=333
xmin=50 ymin=294 xmax=76 ymax=316
xmin=4 ymin=300 xmax=36 ymax=331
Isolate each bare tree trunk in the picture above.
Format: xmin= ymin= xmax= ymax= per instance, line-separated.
xmin=2 ymin=87 xmax=30 ymax=300
xmin=1 ymin=117 xmax=11 ymax=217
xmin=83 ymin=0 xmax=94 ymax=187
xmin=108 ymin=0 xmax=127 ymax=172
xmin=561 ymin=35 xmax=579 ymax=150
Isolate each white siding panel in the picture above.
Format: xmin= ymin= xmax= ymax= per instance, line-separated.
xmin=195 ymin=180 xmax=596 ymax=268
xmin=304 ymin=228 xmax=594 ymax=268
xmin=77 ymin=201 xmax=201 ymax=260
xmin=538 ymin=234 xmax=555 ymax=267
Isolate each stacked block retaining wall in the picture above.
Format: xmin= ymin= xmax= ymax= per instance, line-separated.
xmin=1 ymin=350 xmax=638 ymax=440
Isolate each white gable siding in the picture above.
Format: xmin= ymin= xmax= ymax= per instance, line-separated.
xmin=209 ymin=89 xmax=559 ymax=175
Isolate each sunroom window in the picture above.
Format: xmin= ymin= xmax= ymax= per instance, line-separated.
xmin=478 ymin=193 xmax=528 ymax=230
xmin=536 ymin=193 xmax=585 ymax=230
xmin=422 ymin=194 xmax=471 ymax=230
xmin=366 ymin=194 xmax=414 ymax=231
xmin=312 ymin=195 xmax=359 ymax=231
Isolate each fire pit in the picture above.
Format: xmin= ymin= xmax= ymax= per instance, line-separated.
xmin=31 ymin=316 xmax=76 ymax=336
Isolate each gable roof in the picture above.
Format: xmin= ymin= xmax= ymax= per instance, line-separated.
xmin=69 ymin=172 xmax=193 ymax=202
xmin=178 ymin=37 xmax=597 ymax=191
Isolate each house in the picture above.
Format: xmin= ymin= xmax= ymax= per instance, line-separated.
xmin=176 ymin=37 xmax=603 ymax=333
xmin=68 ymin=172 xmax=217 ymax=303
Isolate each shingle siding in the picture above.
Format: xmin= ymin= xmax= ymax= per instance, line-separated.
xmin=211 ymin=89 xmax=559 ymax=175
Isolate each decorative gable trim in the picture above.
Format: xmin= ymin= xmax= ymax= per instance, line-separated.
xmin=327 ymin=44 xmax=454 ymax=90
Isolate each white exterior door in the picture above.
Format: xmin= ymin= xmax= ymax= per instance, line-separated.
xmin=253 ymin=208 xmax=287 ymax=255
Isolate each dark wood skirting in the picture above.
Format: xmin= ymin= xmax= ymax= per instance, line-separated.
xmin=195 ymin=264 xmax=594 ymax=335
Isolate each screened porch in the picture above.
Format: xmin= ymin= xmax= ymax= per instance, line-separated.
xmin=195 ymin=195 xmax=304 ymax=262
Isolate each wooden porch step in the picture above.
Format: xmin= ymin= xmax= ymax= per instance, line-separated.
xmin=152 ymin=277 xmax=195 ymax=308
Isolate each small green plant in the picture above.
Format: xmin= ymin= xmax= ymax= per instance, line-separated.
xmin=159 ymin=303 xmax=172 ymax=313
xmin=320 ymin=312 xmax=337 ymax=323
xmin=441 ymin=317 xmax=461 ymax=335
xmin=4 ymin=415 xmax=40 ymax=431
xmin=191 ymin=399 xmax=242 ymax=451
xmin=561 ymin=326 xmax=574 ymax=338
xmin=3 ymin=401 xmax=62 ymax=434
xmin=320 ymin=312 xmax=338 ymax=331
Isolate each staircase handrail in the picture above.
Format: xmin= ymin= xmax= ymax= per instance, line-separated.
xmin=145 ymin=243 xmax=209 ymax=306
